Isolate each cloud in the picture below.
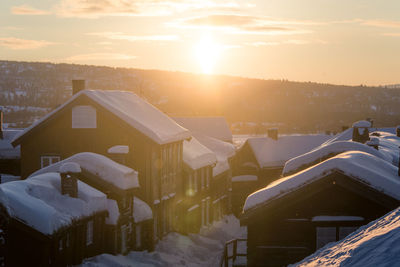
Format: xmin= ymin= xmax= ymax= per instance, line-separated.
xmin=0 ymin=37 xmax=54 ymax=50
xmin=173 ymin=14 xmax=312 ymax=35
xmin=246 ymin=39 xmax=327 ymax=47
xmin=382 ymin=32 xmax=400 ymax=37
xmin=54 ymin=0 xmax=249 ymax=18
xmin=65 ymin=53 xmax=136 ymax=61
xmin=361 ymin=19 xmax=400 ymax=28
xmin=88 ymin=32 xmax=179 ymax=42
xmin=11 ymin=5 xmax=50 ymax=15
xmin=245 ymin=41 xmax=280 ymax=47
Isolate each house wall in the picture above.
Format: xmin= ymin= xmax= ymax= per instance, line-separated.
xmin=245 ymin=173 xmax=400 ymax=267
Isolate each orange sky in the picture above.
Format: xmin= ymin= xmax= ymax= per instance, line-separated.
xmin=1 ymin=0 xmax=400 ymax=85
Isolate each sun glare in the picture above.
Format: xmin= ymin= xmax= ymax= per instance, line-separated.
xmin=195 ymin=35 xmax=222 ymax=74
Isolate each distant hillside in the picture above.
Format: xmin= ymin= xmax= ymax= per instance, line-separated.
xmin=1 ymin=60 xmax=400 ymax=133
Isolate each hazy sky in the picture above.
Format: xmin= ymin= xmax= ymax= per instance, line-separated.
xmin=1 ymin=0 xmax=400 ymax=85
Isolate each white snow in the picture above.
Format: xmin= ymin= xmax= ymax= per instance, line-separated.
xmin=13 ymin=90 xmax=191 ymax=146
xmin=232 ymin=175 xmax=258 ymax=182
xmin=183 ymin=137 xmax=217 ymax=170
xmin=295 ymin=207 xmax=400 ymax=267
xmin=0 ymin=129 xmax=21 ymax=159
xmin=107 ymin=145 xmax=129 ymax=154
xmin=0 ymin=174 xmax=20 ymax=183
xmin=311 ymin=216 xmax=364 ymax=222
xmin=366 ymin=137 xmax=379 ymax=146
xmin=246 ymin=135 xmax=331 ymax=168
xmin=59 ymin=162 xmax=82 ymax=174
xmin=82 ymin=214 xmax=247 ymax=267
xmin=352 ymin=120 xmax=372 ymax=128
xmin=244 ymin=151 xmax=400 ymax=212
xmin=106 ymin=199 xmax=120 ymax=225
xmin=30 ymin=152 xmax=139 ymax=190
xmin=133 ymin=197 xmax=152 ymax=223
xmin=194 ymin=133 xmax=236 ymax=177
xmin=174 ymin=117 xmax=233 ymax=143
xmin=283 ymin=141 xmax=392 ymax=175
xmin=0 ymin=172 xmax=107 ymax=235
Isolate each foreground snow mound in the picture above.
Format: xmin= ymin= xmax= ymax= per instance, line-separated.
xmin=82 ymin=215 xmax=246 ymax=267
xmin=295 ymin=207 xmax=400 ymax=267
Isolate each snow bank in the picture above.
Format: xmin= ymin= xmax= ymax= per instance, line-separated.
xmin=107 ymin=145 xmax=129 ymax=154
xmin=30 ymin=152 xmax=139 ymax=190
xmin=0 ymin=172 xmax=107 ymax=235
xmin=13 ymin=90 xmax=190 ymax=145
xmin=295 ymin=207 xmax=400 ymax=267
xmin=82 ymin=214 xmax=247 ymax=267
xmin=133 ymin=197 xmax=152 ymax=223
xmin=232 ymin=175 xmax=258 ymax=182
xmin=283 ymin=141 xmax=392 ymax=176
xmin=183 ymin=137 xmax=217 ymax=170
xmin=246 ymin=135 xmax=331 ymax=168
xmin=194 ymin=133 xmax=236 ymax=177
xmin=174 ymin=117 xmax=233 ymax=143
xmin=244 ymin=151 xmax=400 ymax=212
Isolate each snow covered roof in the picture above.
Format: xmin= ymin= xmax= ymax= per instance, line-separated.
xmin=174 ymin=117 xmax=233 ymax=142
xmin=244 ymin=151 xmax=400 ymax=212
xmin=296 ymin=207 xmax=400 ymax=266
xmin=245 ymin=135 xmax=331 ymax=168
xmin=133 ymin=197 xmax=152 ymax=223
xmin=183 ymin=137 xmax=217 ymax=170
xmin=12 ymin=90 xmax=190 ymax=146
xmin=0 ymin=172 xmax=107 ymax=235
xmin=283 ymin=141 xmax=392 ymax=176
xmin=0 ymin=129 xmax=21 ymax=159
xmin=194 ymin=133 xmax=236 ymax=177
xmin=29 ymin=152 xmax=139 ymax=190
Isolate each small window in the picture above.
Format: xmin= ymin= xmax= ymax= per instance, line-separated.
xmin=316 ymin=227 xmax=336 ymax=249
xmin=59 ymin=238 xmax=63 ymax=251
xmin=86 ymin=220 xmax=94 ymax=245
xmin=66 ymin=233 xmax=70 ymax=248
xmin=72 ymin=105 xmax=97 ymax=129
xmin=41 ymin=155 xmax=60 ymax=168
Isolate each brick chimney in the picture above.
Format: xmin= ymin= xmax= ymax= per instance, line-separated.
xmin=352 ymin=120 xmax=371 ymax=143
xmin=59 ymin=162 xmax=81 ymax=198
xmin=267 ymin=128 xmax=278 ymax=140
xmin=72 ymin=80 xmax=85 ymax=95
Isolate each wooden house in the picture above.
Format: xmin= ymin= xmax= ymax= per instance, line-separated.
xmin=194 ymin=133 xmax=236 ymax=221
xmin=240 ymin=151 xmax=400 ymax=267
xmin=178 ymin=137 xmax=217 ymax=234
xmin=29 ymin=152 xmax=153 ymax=253
xmin=0 ymin=112 xmax=21 ymax=177
xmin=173 ymin=117 xmax=233 ymax=143
xmin=11 ymin=85 xmax=191 ymax=242
xmin=0 ymin=171 xmax=108 ymax=266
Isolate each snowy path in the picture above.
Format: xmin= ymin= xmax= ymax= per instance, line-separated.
xmin=81 ymin=215 xmax=247 ymax=267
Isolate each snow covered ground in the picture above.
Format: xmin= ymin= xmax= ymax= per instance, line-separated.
xmin=81 ymin=215 xmax=246 ymax=267
xmin=295 ymin=207 xmax=400 ymax=267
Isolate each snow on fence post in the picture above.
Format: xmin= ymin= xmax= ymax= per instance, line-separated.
xmin=59 ymin=162 xmax=81 ymax=198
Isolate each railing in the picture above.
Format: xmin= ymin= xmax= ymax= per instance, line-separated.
xmin=220 ymin=238 xmax=247 ymax=267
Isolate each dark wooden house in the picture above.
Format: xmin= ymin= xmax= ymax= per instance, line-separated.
xmin=0 ymin=171 xmax=108 ymax=266
xmin=11 ymin=85 xmax=191 ymax=242
xmin=240 ymin=151 xmax=400 ymax=267
xmin=178 ymin=137 xmax=216 ymax=234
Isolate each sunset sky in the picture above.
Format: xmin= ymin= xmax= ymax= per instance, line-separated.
xmin=1 ymin=0 xmax=400 ymax=85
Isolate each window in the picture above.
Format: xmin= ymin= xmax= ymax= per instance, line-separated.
xmin=41 ymin=155 xmax=60 ymax=168
xmin=121 ymin=225 xmax=128 ymax=253
xmin=86 ymin=220 xmax=94 ymax=245
xmin=72 ymin=105 xmax=96 ymax=128
xmin=316 ymin=227 xmax=336 ymax=249
xmin=59 ymin=239 xmax=63 ymax=251
xmin=66 ymin=233 xmax=70 ymax=248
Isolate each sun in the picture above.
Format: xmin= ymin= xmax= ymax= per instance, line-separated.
xmin=195 ymin=35 xmax=222 ymax=74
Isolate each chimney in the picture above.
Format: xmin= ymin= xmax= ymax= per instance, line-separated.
xmin=59 ymin=162 xmax=81 ymax=198
xmin=352 ymin=120 xmax=371 ymax=143
xmin=107 ymin=145 xmax=129 ymax=165
xmin=396 ymin=126 xmax=400 ymax=137
xmin=267 ymin=128 xmax=278 ymax=140
xmin=0 ymin=108 xmax=3 ymax=140
xmin=72 ymin=80 xmax=85 ymax=95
